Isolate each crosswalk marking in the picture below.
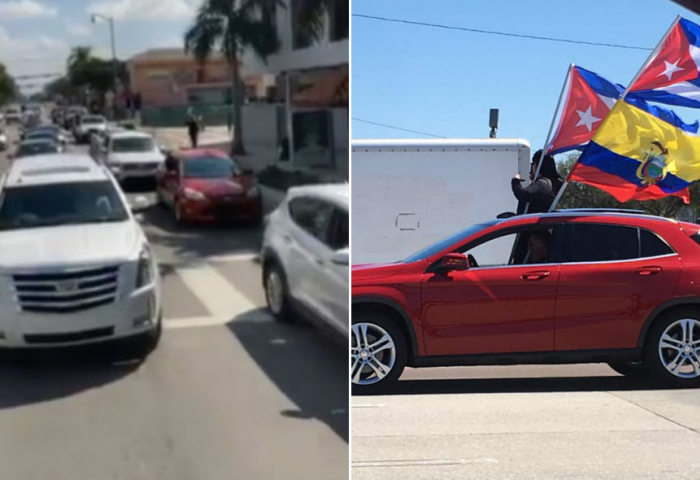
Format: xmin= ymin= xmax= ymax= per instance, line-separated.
xmin=176 ymin=261 xmax=259 ymax=319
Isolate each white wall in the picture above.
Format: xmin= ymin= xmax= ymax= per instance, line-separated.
xmin=241 ymin=103 xmax=278 ymax=153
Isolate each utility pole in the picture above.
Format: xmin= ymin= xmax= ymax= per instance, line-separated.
xmin=91 ymin=13 xmax=117 ymax=119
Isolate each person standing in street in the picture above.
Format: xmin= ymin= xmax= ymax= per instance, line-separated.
xmin=186 ymin=107 xmax=199 ymax=148
xmin=511 ymin=150 xmax=564 ymax=214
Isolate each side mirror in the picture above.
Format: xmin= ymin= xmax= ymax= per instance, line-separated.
xmin=331 ymin=249 xmax=349 ymax=266
xmin=437 ymin=253 xmax=469 ymax=272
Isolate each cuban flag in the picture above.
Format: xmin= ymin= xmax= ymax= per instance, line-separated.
xmin=629 ymin=17 xmax=700 ymax=109
xmin=549 ymin=65 xmax=698 ymax=155
xmin=548 ymin=66 xmax=622 ymax=155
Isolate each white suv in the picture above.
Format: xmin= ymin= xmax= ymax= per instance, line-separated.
xmin=261 ymin=184 xmax=348 ymax=342
xmin=97 ymin=130 xmax=165 ymax=182
xmin=0 ymin=154 xmax=162 ymax=354
xmin=75 ymin=115 xmax=107 ymax=144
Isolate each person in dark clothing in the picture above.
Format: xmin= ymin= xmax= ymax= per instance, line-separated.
xmin=526 ymin=230 xmax=551 ymax=264
xmin=511 ymin=150 xmax=564 ymax=214
xmin=186 ymin=108 xmax=199 ymax=148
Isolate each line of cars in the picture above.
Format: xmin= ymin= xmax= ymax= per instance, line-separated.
xmin=0 ymin=114 xmax=349 ymax=355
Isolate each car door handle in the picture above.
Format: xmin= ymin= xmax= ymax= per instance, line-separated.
xmin=522 ymin=270 xmax=551 ymax=281
xmin=635 ymin=266 xmax=662 ymax=276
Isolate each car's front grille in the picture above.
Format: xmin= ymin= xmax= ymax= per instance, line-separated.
xmin=121 ymin=163 xmax=159 ymax=172
xmin=12 ymin=265 xmax=120 ymax=313
xmin=24 ymin=327 xmax=114 ymax=344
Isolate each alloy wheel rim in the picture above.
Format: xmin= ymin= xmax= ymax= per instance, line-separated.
xmin=351 ymin=322 xmax=396 ymax=385
xmin=658 ymin=319 xmax=700 ymax=379
xmin=266 ymin=270 xmax=284 ymax=314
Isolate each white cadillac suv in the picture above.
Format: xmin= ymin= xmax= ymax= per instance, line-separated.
xmin=0 ymin=154 xmax=162 ymax=354
xmin=261 ymin=184 xmax=349 ymax=343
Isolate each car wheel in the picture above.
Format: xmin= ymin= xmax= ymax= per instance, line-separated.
xmin=607 ymin=361 xmax=650 ymax=379
xmin=351 ymin=311 xmax=407 ymax=395
xmin=264 ymin=262 xmax=296 ymax=323
xmin=644 ymin=308 xmax=700 ymax=387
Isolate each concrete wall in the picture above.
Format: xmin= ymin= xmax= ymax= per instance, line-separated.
xmin=241 ymin=103 xmax=278 ymax=153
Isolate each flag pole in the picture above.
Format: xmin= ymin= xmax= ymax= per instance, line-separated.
xmin=523 ymin=63 xmax=574 ymax=214
xmin=548 ymin=15 xmax=681 ymax=213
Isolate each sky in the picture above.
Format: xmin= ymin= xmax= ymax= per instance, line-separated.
xmin=351 ymin=0 xmax=700 ymax=155
xmin=0 ymin=0 xmax=204 ymax=93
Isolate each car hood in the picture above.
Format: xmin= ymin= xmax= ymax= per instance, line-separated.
xmin=352 ymin=262 xmax=407 ymax=280
xmin=183 ymin=177 xmax=251 ymax=196
xmin=110 ymin=151 xmax=164 ymax=164
xmin=0 ymin=221 xmax=144 ymax=271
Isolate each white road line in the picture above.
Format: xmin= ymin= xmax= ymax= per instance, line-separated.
xmin=176 ymin=261 xmax=258 ymax=318
xmin=208 ymin=252 xmax=260 ymax=263
xmin=164 ymin=311 xmax=272 ymax=330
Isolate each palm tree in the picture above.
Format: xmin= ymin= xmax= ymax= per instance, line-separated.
xmin=185 ymin=0 xmax=283 ymax=155
xmin=67 ymin=46 xmax=92 ymax=77
xmin=296 ymin=0 xmax=349 ymax=43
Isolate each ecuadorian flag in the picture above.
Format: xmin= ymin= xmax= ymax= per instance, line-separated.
xmin=568 ymin=99 xmax=700 ymax=204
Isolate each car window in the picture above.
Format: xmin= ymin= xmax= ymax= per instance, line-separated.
xmin=183 ymin=157 xmax=242 ymax=178
xmin=403 ymin=221 xmax=500 ymax=263
xmin=0 ymin=181 xmax=128 ymax=230
xmin=288 ymin=197 xmax=334 ymax=243
xmin=17 ymin=142 xmax=59 ymax=157
xmin=640 ymin=229 xmax=674 ymax=257
xmin=462 ymin=226 xmax=561 ymax=267
xmin=327 ymin=208 xmax=348 ymax=250
xmin=572 ymin=224 xmax=639 ymax=262
xmin=111 ymin=137 xmax=155 ymax=153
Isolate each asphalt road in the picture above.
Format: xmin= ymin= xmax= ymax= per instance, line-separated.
xmin=353 ymin=353 xmax=700 ymax=480
xmin=0 ymin=125 xmax=349 ymax=480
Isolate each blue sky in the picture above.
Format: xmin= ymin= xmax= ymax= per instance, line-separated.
xmin=0 ymin=0 xmax=202 ymax=93
xmin=351 ymin=0 xmax=700 ymax=153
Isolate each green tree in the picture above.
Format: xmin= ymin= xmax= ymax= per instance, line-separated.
xmin=184 ymin=0 xmax=282 ymax=155
xmin=0 ymin=62 xmax=17 ymax=106
xmin=66 ymin=46 xmax=128 ymax=96
xmin=556 ymin=154 xmax=696 ymax=218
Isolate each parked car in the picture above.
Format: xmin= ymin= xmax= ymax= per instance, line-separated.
xmin=3 ymin=107 xmax=21 ymax=124
xmin=13 ymin=139 xmax=60 ymax=159
xmin=0 ymin=154 xmax=161 ymax=354
xmin=99 ymin=130 xmax=165 ymax=182
xmin=74 ymin=115 xmax=107 ymax=143
xmin=155 ymin=148 xmax=263 ymax=224
xmin=22 ymin=125 xmax=68 ymax=146
xmin=261 ymin=184 xmax=349 ymax=343
xmin=351 ymin=209 xmax=700 ymax=393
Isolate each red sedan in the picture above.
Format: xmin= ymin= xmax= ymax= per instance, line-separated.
xmin=156 ymin=148 xmax=263 ymax=225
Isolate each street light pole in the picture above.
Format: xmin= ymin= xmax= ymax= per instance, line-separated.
xmin=91 ymin=13 xmax=117 ymax=119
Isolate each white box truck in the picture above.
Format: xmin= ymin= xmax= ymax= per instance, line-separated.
xmin=352 ymin=138 xmax=531 ymax=265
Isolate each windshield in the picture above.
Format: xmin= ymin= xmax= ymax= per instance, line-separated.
xmin=402 ymin=220 xmax=500 ymax=263
xmin=183 ymin=156 xmax=243 ymax=179
xmin=17 ymin=142 xmax=59 ymax=157
xmin=0 ymin=181 xmax=128 ymax=230
xmin=112 ymin=137 xmax=155 ymax=153
xmin=26 ymin=132 xmax=56 ymax=141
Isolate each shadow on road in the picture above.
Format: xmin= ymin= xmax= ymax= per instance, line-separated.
xmin=227 ymin=310 xmax=349 ymax=442
xmin=361 ymin=375 xmax=678 ymax=396
xmin=141 ymin=205 xmax=262 ymax=262
xmin=0 ymin=347 xmax=141 ymax=409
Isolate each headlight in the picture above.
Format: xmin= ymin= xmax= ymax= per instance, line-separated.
xmin=183 ymin=187 xmax=207 ymax=201
xmin=135 ymin=247 xmax=154 ymax=289
xmin=247 ymin=186 xmax=260 ymax=198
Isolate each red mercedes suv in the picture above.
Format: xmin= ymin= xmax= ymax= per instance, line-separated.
xmin=352 ymin=209 xmax=700 ymax=394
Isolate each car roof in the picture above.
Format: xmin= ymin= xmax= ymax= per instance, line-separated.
xmin=287 ymin=183 xmax=349 ymax=207
xmin=498 ymin=210 xmax=678 ymax=228
xmin=4 ymin=154 xmax=110 ymax=187
xmin=108 ymin=130 xmax=153 ymax=140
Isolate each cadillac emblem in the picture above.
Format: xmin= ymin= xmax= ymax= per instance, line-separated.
xmin=55 ymin=280 xmax=79 ymax=293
